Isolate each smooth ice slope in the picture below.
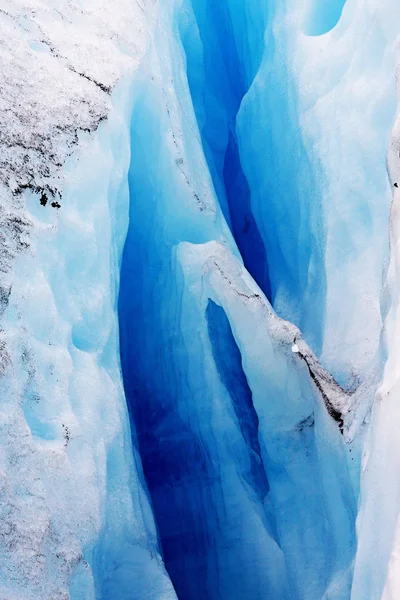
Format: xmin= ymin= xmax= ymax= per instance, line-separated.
xmin=291 ymin=0 xmax=398 ymax=385
xmin=305 ymin=0 xmax=347 ymax=36
xmin=351 ymin=58 xmax=400 ymax=600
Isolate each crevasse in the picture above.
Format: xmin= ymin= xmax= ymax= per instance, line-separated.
xmin=178 ymin=0 xmax=326 ymax=354
xmin=0 ymin=0 xmax=398 ymax=598
xmin=0 ymin=77 xmax=177 ymax=599
xmin=118 ymin=0 xmax=397 ymax=598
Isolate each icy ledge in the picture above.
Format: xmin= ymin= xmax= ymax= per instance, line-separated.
xmin=189 ymin=241 xmax=353 ymax=433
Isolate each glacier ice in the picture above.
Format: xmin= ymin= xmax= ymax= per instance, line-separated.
xmin=0 ymin=3 xmax=176 ymax=599
xmin=118 ymin=2 xmax=368 ymax=598
xmin=304 ymin=0 xmax=347 ymax=37
xmin=351 ymin=73 xmax=400 ymax=600
xmin=0 ymin=81 xmax=176 ymax=600
xmin=0 ymin=0 xmax=400 ymax=599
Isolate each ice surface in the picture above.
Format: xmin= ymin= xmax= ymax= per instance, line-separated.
xmin=0 ymin=83 xmax=177 ymax=599
xmin=0 ymin=2 xmax=177 ymax=598
xmin=1 ymin=0 xmax=400 ymax=598
xmin=292 ymin=0 xmax=398 ymax=385
xmin=0 ymin=0 xmax=155 ymax=200
xmin=304 ymin=0 xmax=347 ymax=36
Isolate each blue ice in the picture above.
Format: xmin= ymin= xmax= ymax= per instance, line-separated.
xmin=305 ymin=0 xmax=348 ymax=36
xmin=117 ymin=1 xmax=358 ymax=598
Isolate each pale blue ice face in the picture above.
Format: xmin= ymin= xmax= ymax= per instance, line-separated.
xmin=305 ymin=0 xmax=348 ymax=36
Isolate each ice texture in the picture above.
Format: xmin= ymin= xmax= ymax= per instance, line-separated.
xmin=1 ymin=0 xmax=400 ymax=598
xmin=0 ymin=2 xmax=176 ymax=599
xmin=0 ymin=85 xmax=177 ymax=599
xmin=118 ymin=1 xmax=381 ymax=598
xmin=352 ymin=49 xmax=400 ymax=600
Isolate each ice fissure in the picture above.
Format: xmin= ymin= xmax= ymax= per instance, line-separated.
xmin=118 ymin=2 xmax=364 ymax=599
xmin=179 ymin=0 xmax=272 ymax=301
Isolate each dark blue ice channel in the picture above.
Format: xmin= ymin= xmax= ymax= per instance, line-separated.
xmin=118 ymin=82 xmax=282 ymax=599
xmin=179 ymin=0 xmax=271 ymax=301
xmin=206 ymin=300 xmax=270 ymax=500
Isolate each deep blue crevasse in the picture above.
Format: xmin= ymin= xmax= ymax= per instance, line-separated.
xmin=179 ymin=0 xmax=327 ymax=355
xmin=118 ymin=81 xmax=262 ymax=599
xmin=118 ymin=0 xmax=336 ymax=598
xmin=179 ymin=0 xmax=272 ymax=301
xmin=118 ymin=61 xmax=280 ymax=597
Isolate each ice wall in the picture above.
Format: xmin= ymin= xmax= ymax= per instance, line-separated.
xmin=118 ymin=2 xmax=366 ymax=598
xmin=0 ymin=1 xmax=177 ymax=598
xmin=1 ymin=0 xmax=399 ymax=597
xmin=119 ymin=0 xmax=400 ymax=597
xmin=291 ymin=0 xmax=397 ymax=385
xmin=119 ymin=18 xmax=286 ymax=599
xmin=0 ymin=82 xmax=176 ymax=600
xmin=179 ymin=0 xmax=326 ymax=354
xmin=351 ymin=36 xmax=400 ymax=600
xmin=178 ymin=0 xmax=395 ymax=384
